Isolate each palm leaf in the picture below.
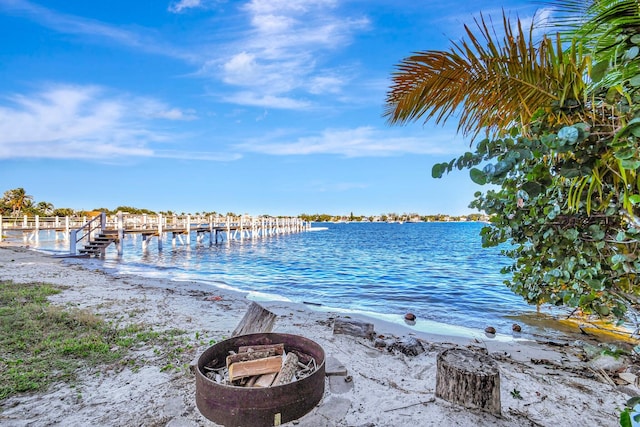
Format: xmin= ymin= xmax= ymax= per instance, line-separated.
xmin=384 ymin=12 xmax=588 ymax=139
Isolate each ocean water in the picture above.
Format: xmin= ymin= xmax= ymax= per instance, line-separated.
xmin=23 ymin=221 xmax=552 ymax=337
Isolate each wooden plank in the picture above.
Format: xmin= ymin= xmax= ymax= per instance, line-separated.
xmin=232 ymin=302 xmax=277 ymax=337
xmin=253 ymin=372 xmax=278 ymax=388
xmin=238 ymin=343 xmax=285 ymax=354
xmin=228 ymin=356 xmax=283 ymax=382
xmin=226 ymin=350 xmax=278 ymax=368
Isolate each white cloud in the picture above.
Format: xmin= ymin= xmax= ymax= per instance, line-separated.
xmin=222 ymin=52 xmax=260 ymax=85
xmin=0 ymin=0 xmax=371 ymax=110
xmin=223 ymin=92 xmax=310 ymax=109
xmin=308 ymin=75 xmax=343 ymax=95
xmin=235 ymin=126 xmax=462 ymax=158
xmin=243 ymin=0 xmax=337 ymax=16
xmin=168 ymin=0 xmax=202 ymax=13
xmin=0 ymin=84 xmax=219 ymax=161
xmin=0 ymin=0 xmax=194 ymax=61
xmin=206 ymin=0 xmax=369 ymax=108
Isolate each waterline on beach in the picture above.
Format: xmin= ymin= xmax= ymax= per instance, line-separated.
xmin=16 ymin=222 xmax=564 ymax=338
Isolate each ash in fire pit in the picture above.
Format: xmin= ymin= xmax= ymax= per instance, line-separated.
xmin=195 ymin=333 xmax=325 ymax=427
xmin=202 ymin=342 xmax=319 ymax=387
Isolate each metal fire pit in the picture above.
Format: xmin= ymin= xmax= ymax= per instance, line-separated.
xmin=195 ymin=333 xmax=325 ymax=427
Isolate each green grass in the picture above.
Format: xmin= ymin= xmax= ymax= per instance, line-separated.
xmin=0 ymin=281 xmax=189 ymax=400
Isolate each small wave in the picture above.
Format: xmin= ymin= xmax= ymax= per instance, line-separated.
xmin=246 ymin=291 xmax=292 ymax=302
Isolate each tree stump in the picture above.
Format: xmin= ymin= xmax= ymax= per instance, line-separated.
xmin=435 ymin=348 xmax=501 ymax=416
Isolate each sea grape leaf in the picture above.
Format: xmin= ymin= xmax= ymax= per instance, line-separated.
xmin=615 ymin=148 xmax=636 ymax=160
xmin=558 ymin=126 xmax=579 ymax=144
xmin=559 ymin=166 xmax=581 ymax=178
xmin=612 ymin=254 xmax=628 ymax=264
xmin=483 ymin=163 xmax=496 ymax=176
xmin=630 ymin=74 xmax=640 ymax=87
xmin=563 ymin=228 xmax=579 ymax=241
xmin=470 ymin=168 xmax=486 ymax=185
xmin=521 ymin=182 xmax=543 ymax=198
xmin=621 ymin=159 xmax=640 ymax=170
xmin=432 ymin=162 xmax=446 ymax=178
xmin=625 ymin=46 xmax=640 ymax=60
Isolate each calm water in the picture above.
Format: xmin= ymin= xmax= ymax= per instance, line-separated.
xmin=26 ymin=221 xmax=551 ymax=336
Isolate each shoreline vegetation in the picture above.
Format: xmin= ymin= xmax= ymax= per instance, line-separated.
xmin=0 ymin=185 xmax=487 ymax=224
xmin=0 ymin=244 xmax=638 ymax=426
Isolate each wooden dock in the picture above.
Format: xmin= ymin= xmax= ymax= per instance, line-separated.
xmin=0 ymin=213 xmax=310 ymax=256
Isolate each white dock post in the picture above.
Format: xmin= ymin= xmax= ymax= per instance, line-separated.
xmin=116 ymin=211 xmax=124 ymax=256
xmin=69 ymin=229 xmax=77 ymax=254
xmin=239 ymin=216 xmax=244 ymax=242
xmin=226 ymin=216 xmax=231 ymax=242
xmin=157 ymin=214 xmax=163 ymax=251
xmin=186 ymin=215 xmax=191 ymax=247
xmin=65 ymin=216 xmax=70 ymax=241
xmin=209 ymin=215 xmax=214 ymax=246
xmin=0 ymin=215 xmax=3 ymax=242
xmin=33 ymin=215 xmax=40 ymax=242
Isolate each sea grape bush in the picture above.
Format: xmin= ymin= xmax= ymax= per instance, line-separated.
xmin=434 ymin=111 xmax=640 ymax=320
xmin=387 ymin=1 xmax=640 ymax=324
xmin=437 ymin=11 xmax=640 ymax=322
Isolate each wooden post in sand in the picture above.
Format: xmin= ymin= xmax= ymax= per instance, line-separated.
xmin=232 ymin=302 xmax=277 ymax=337
xmin=435 ymin=348 xmax=501 ymax=416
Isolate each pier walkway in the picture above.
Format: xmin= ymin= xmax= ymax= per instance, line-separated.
xmin=0 ymin=213 xmax=309 ymax=256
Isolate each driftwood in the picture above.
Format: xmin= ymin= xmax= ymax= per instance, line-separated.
xmin=435 ymin=348 xmax=501 ymax=416
xmin=388 ymin=337 xmax=425 ymax=356
xmin=273 ymin=352 xmax=299 ymax=386
xmin=333 ymin=318 xmax=375 ymax=340
xmin=232 ymin=302 xmax=277 ymax=337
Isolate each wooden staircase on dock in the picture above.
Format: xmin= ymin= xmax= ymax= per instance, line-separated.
xmin=78 ymin=233 xmax=117 ymax=256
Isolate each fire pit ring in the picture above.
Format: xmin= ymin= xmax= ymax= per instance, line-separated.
xmin=195 ymin=333 xmax=326 ymax=427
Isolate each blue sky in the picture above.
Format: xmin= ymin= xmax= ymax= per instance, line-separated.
xmin=0 ymin=0 xmax=547 ymax=216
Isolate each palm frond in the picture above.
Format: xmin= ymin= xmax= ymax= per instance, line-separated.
xmin=384 ymin=12 xmax=588 ymax=139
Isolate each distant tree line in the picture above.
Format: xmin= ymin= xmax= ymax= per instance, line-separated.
xmin=299 ymin=212 xmax=487 ymax=223
xmin=1 ymin=188 xmax=483 ymax=222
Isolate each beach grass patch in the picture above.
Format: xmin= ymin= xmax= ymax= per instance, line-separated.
xmin=0 ymin=281 xmax=188 ymax=400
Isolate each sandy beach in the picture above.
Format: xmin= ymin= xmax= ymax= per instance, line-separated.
xmin=0 ymin=244 xmax=636 ymax=427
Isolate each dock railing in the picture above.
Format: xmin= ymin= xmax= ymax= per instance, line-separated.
xmin=69 ymin=212 xmax=106 ymax=254
xmin=1 ymin=213 xmax=310 ymax=254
